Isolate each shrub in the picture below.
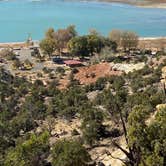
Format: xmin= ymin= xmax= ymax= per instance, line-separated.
xmin=0 ymin=49 xmax=16 ymax=60
xmin=56 ymin=67 xmax=65 ymax=75
xmin=71 ymin=129 xmax=80 ymax=136
xmin=71 ymin=68 xmax=79 ymax=74
xmin=51 ymin=140 xmax=92 ymax=166
xmin=81 ymin=109 xmax=104 ymax=146
xmin=42 ymin=67 xmax=53 ymax=74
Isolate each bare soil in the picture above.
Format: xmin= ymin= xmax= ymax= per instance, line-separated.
xmin=74 ymin=62 xmax=122 ymax=85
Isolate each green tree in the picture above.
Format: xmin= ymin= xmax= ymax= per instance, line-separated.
xmin=49 ymin=86 xmax=88 ymax=119
xmin=140 ymin=107 xmax=166 ymax=166
xmin=68 ymin=33 xmax=116 ymax=58
xmin=4 ymin=131 xmax=50 ymax=166
xmin=67 ymin=25 xmax=77 ymax=37
xmin=81 ymin=108 xmax=104 ymax=146
xmin=40 ymin=38 xmax=57 ymax=57
xmin=127 ymin=105 xmax=149 ymax=149
xmin=122 ymin=105 xmax=166 ymax=166
xmin=51 ymin=140 xmax=92 ymax=166
xmin=68 ymin=36 xmax=89 ymax=58
xmin=45 ymin=27 xmax=55 ymax=39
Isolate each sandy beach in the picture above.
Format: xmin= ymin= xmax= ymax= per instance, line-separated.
xmin=137 ymin=3 xmax=166 ymax=9
xmin=0 ymin=40 xmax=40 ymax=49
xmin=0 ymin=37 xmax=166 ymax=48
xmin=92 ymin=0 xmax=166 ymax=8
xmin=0 ymin=42 xmax=27 ymax=48
xmin=139 ymin=37 xmax=166 ymax=40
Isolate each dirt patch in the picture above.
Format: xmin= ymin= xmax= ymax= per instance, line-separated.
xmin=74 ymin=63 xmax=122 ymax=85
xmin=58 ymin=75 xmax=70 ymax=90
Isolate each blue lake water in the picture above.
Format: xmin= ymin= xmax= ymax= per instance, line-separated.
xmin=0 ymin=0 xmax=166 ymax=42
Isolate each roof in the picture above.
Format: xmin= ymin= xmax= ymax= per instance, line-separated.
xmin=63 ymin=60 xmax=82 ymax=65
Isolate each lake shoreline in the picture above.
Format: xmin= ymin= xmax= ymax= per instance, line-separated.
xmin=0 ymin=1 xmax=166 ymax=42
xmin=1 ymin=0 xmax=166 ymax=8
xmin=0 ymin=37 xmax=166 ymax=48
xmin=88 ymin=0 xmax=166 ymax=8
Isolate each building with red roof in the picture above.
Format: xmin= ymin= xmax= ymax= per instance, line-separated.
xmin=63 ymin=60 xmax=83 ymax=67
